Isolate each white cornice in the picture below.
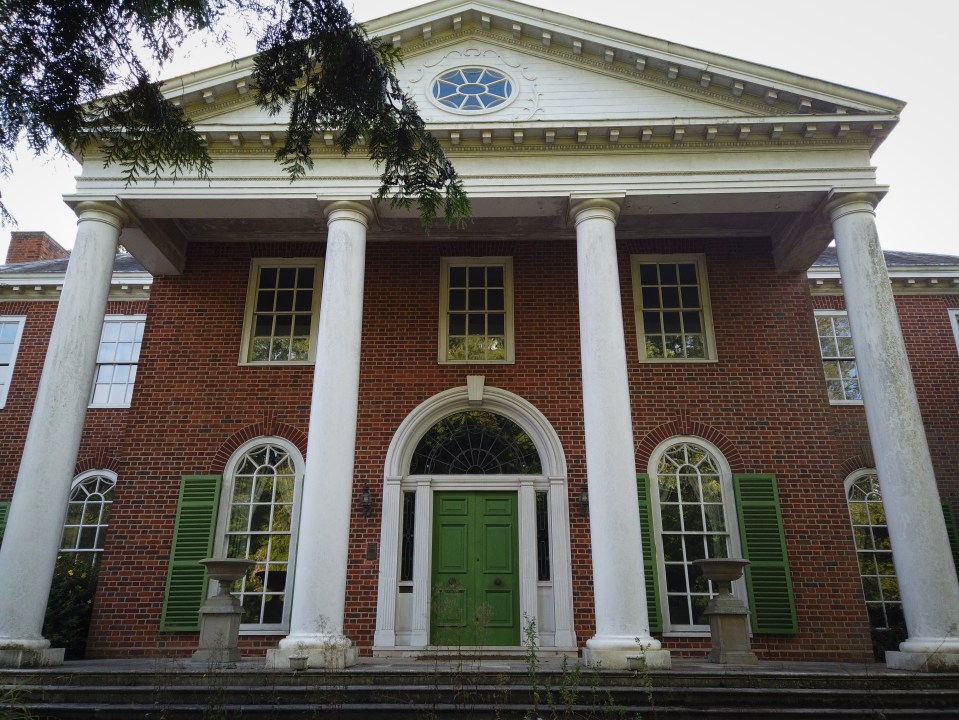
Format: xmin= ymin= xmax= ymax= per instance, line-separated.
xmin=808 ymin=266 xmax=959 ymax=295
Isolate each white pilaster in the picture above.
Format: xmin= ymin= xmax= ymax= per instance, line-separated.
xmin=277 ymin=201 xmax=371 ymax=668
xmin=571 ymin=198 xmax=670 ymax=670
xmin=548 ymin=476 xmax=577 ymax=648
xmin=518 ymin=479 xmax=539 ymax=634
xmin=373 ymin=477 xmax=402 ymax=648
xmin=827 ymin=192 xmax=959 ymax=671
xmin=0 ymin=203 xmax=125 ymax=667
xmin=410 ymin=478 xmax=433 ymax=646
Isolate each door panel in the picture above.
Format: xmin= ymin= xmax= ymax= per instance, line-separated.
xmin=431 ymin=491 xmax=520 ymax=645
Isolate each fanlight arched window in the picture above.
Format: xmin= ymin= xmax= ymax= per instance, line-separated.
xmin=409 ymin=411 xmax=542 ymax=474
xmin=60 ymin=471 xmax=117 ymax=560
xmin=845 ymin=471 xmax=902 ymax=630
xmin=652 ymin=440 xmax=740 ymax=630
xmin=218 ymin=439 xmax=303 ymax=630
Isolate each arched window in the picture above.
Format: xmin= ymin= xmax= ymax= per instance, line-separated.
xmin=60 ymin=471 xmax=117 ymax=561
xmin=845 ymin=470 xmax=902 ymax=629
xmin=409 ymin=411 xmax=542 ymax=475
xmin=650 ymin=439 xmax=742 ymax=631
xmin=216 ymin=438 xmax=304 ymax=630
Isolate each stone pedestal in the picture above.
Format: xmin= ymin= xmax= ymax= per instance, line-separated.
xmin=694 ymin=558 xmax=757 ymax=665
xmin=192 ymin=558 xmax=254 ymax=665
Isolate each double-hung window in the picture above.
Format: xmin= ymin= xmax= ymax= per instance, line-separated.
xmin=240 ymin=259 xmax=323 ymax=365
xmin=90 ymin=316 xmax=146 ymax=408
xmin=438 ymin=257 xmax=514 ymax=363
xmin=815 ymin=311 xmax=860 ymax=403
xmin=631 ymin=255 xmax=716 ymax=361
xmin=0 ymin=317 xmax=26 ymax=408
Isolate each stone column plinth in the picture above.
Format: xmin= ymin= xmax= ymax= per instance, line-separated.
xmin=0 ymin=203 xmax=125 ymax=668
xmin=572 ymin=197 xmax=670 ymax=670
xmin=274 ymin=201 xmax=371 ymax=670
xmin=828 ymin=192 xmax=959 ymax=672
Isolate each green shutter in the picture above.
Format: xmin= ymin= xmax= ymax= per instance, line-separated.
xmin=733 ymin=474 xmax=798 ymax=634
xmin=160 ymin=475 xmax=222 ymax=632
xmin=943 ymin=502 xmax=959 ymax=572
xmin=0 ymin=501 xmax=9 ymax=546
xmin=636 ymin=474 xmax=662 ymax=633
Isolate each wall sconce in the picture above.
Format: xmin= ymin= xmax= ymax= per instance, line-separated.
xmin=362 ymin=484 xmax=372 ymax=518
xmin=579 ymin=488 xmax=589 ymax=517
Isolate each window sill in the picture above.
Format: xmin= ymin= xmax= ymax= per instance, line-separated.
xmin=829 ymin=399 xmax=864 ymax=406
xmin=437 ymin=359 xmax=516 ymax=365
xmin=238 ymin=360 xmax=316 ymax=367
xmin=636 ymin=357 xmax=719 ymax=364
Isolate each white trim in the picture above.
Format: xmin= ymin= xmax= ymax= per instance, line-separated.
xmin=437 ymin=257 xmax=515 ymax=364
xmin=630 ymin=254 xmax=718 ymax=363
xmin=238 ymin=258 xmax=323 ymax=366
xmin=949 ymin=309 xmax=959 ymax=357
xmin=215 ymin=436 xmax=305 ymax=633
xmin=0 ymin=316 xmax=26 ymax=409
xmin=646 ymin=435 xmax=745 ymax=634
xmin=375 ymin=384 xmax=575 ymax=651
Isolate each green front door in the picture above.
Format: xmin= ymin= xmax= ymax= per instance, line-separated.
xmin=431 ymin=491 xmax=520 ymax=646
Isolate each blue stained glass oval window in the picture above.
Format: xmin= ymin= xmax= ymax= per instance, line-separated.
xmin=432 ymin=67 xmax=514 ymax=111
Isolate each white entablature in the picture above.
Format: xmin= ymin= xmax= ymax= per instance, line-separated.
xmin=66 ymin=0 xmax=903 ymax=276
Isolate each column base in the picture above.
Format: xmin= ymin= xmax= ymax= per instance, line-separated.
xmin=266 ymin=646 xmax=358 ymax=670
xmin=271 ymin=634 xmax=359 ymax=670
xmin=584 ymin=635 xmax=671 ymax=670
xmin=0 ymin=647 xmax=64 ymax=668
xmin=886 ymin=650 xmax=959 ymax=672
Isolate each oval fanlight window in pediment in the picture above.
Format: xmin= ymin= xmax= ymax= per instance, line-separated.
xmin=431 ymin=67 xmax=515 ymax=112
xmin=409 ymin=411 xmax=542 ymax=474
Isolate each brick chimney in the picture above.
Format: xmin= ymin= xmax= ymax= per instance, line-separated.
xmin=5 ymin=231 xmax=70 ymax=265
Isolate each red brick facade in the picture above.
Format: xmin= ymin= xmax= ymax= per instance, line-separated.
xmin=1 ymin=238 xmax=957 ymax=663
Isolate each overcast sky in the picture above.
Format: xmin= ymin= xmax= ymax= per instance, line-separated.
xmin=1 ymin=0 xmax=955 ymax=261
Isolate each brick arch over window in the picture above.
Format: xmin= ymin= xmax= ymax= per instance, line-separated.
xmin=74 ymin=450 xmax=123 ymax=477
xmin=211 ymin=419 xmax=308 ymax=474
xmin=637 ymin=419 xmax=744 ymax=474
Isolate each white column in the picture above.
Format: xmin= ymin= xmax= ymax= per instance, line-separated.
xmin=0 ymin=203 xmax=125 ymax=667
xmin=828 ymin=192 xmax=959 ymax=671
xmin=277 ymin=201 xmax=371 ymax=668
xmin=572 ymin=198 xmax=670 ymax=670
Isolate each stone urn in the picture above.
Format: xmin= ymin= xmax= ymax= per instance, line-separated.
xmin=192 ymin=557 xmax=255 ymax=664
xmin=692 ymin=558 xmax=758 ymax=665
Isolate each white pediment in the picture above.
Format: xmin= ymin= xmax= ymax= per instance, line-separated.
xmin=399 ymin=41 xmax=752 ymax=125
xmin=168 ymin=0 xmax=902 ymax=142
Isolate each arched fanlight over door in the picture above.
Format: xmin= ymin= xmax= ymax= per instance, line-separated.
xmin=409 ymin=410 xmax=543 ymax=475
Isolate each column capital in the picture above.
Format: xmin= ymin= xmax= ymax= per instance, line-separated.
xmin=73 ymin=201 xmax=129 ymax=231
xmin=823 ymin=192 xmax=879 ymax=224
xmin=324 ymin=201 xmax=374 ymax=228
xmin=569 ymin=197 xmax=622 ymax=226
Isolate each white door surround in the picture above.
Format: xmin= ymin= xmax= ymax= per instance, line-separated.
xmin=373 ymin=381 xmax=576 ymax=652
